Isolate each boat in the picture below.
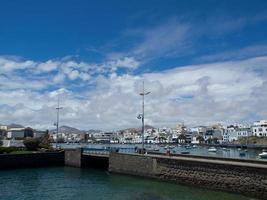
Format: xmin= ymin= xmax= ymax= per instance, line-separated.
xmin=259 ymin=150 xmax=267 ymax=159
xmin=185 ymin=145 xmax=191 ymax=149
xmin=180 ymin=151 xmax=190 ymax=154
xmin=192 ymin=145 xmax=197 ymax=148
xmin=239 ymin=151 xmax=246 ymax=157
xmin=153 ymin=148 xmax=160 ymax=151
xmin=177 ymin=144 xmax=182 ymax=147
xmin=169 ymin=145 xmax=175 ymax=149
xmin=164 ymin=145 xmax=169 ymax=149
xmin=208 ymin=147 xmax=217 ymax=152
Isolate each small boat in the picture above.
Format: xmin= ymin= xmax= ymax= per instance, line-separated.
xmin=180 ymin=151 xmax=190 ymax=154
xmin=169 ymin=145 xmax=175 ymax=149
xmin=208 ymin=147 xmax=217 ymax=152
xmin=259 ymin=150 xmax=267 ymax=159
xmin=153 ymin=148 xmax=160 ymax=151
xmin=185 ymin=145 xmax=191 ymax=149
xmin=177 ymin=144 xmax=182 ymax=147
xmin=192 ymin=145 xmax=197 ymax=148
xmin=222 ymin=147 xmax=227 ymax=150
xmin=239 ymin=151 xmax=246 ymax=157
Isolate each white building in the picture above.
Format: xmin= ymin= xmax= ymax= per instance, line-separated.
xmin=7 ymin=128 xmax=25 ymax=139
xmin=6 ymin=127 xmax=34 ymax=139
xmin=228 ymin=127 xmax=252 ymax=142
xmin=252 ymin=120 xmax=267 ymax=137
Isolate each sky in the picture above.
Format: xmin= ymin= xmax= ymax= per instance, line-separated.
xmin=0 ymin=0 xmax=267 ymax=130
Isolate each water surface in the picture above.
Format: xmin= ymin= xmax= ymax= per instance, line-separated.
xmin=0 ymin=167 xmax=258 ymax=200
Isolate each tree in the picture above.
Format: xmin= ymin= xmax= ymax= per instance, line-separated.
xmin=23 ymin=138 xmax=40 ymax=151
xmin=207 ymin=137 xmax=212 ymax=144
xmin=178 ymin=134 xmax=187 ymax=143
xmin=39 ymin=133 xmax=52 ymax=149
xmin=196 ymin=135 xmax=204 ymax=144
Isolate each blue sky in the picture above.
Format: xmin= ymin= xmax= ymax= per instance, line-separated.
xmin=0 ymin=0 xmax=267 ymax=130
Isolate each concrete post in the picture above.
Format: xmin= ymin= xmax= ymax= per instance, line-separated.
xmin=64 ymin=148 xmax=82 ymax=167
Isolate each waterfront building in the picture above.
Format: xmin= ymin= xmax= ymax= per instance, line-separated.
xmin=204 ymin=127 xmax=224 ymax=144
xmin=230 ymin=127 xmax=252 ymax=142
xmin=252 ymin=120 xmax=267 ymax=137
xmin=6 ymin=127 xmax=34 ymax=139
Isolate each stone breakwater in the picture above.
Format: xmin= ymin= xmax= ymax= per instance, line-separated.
xmin=109 ymin=153 xmax=267 ymax=199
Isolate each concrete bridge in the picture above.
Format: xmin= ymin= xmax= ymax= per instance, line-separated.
xmin=64 ymin=147 xmax=267 ymax=199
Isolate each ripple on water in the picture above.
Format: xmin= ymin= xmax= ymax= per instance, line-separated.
xmin=0 ymin=167 xmax=259 ymax=200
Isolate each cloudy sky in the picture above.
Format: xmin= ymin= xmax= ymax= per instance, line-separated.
xmin=0 ymin=0 xmax=267 ymax=130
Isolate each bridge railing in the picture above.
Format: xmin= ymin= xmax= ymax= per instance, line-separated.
xmin=82 ymin=147 xmax=136 ymax=155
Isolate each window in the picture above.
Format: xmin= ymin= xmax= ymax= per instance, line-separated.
xmin=259 ymin=128 xmax=263 ymax=132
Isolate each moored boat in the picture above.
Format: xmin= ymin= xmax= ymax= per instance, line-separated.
xmin=208 ymin=147 xmax=217 ymax=152
xmin=153 ymin=147 xmax=160 ymax=151
xmin=180 ymin=151 xmax=190 ymax=154
xmin=259 ymin=150 xmax=267 ymax=159
xmin=239 ymin=151 xmax=246 ymax=157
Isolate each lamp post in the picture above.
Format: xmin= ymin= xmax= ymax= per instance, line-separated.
xmin=55 ymin=95 xmax=63 ymax=148
xmin=138 ymin=80 xmax=150 ymax=152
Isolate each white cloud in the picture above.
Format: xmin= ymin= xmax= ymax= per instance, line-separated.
xmin=68 ymin=70 xmax=80 ymax=80
xmin=1 ymin=55 xmax=267 ymax=130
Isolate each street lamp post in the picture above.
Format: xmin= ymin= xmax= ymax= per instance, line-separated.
xmin=138 ymin=80 xmax=150 ymax=152
xmin=55 ymin=95 xmax=63 ymax=148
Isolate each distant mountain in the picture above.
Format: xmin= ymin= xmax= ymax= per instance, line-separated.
xmin=120 ymin=125 xmax=155 ymax=133
xmin=50 ymin=125 xmax=102 ymax=134
xmin=50 ymin=125 xmax=84 ymax=134
xmin=7 ymin=123 xmax=24 ymax=128
xmin=87 ymin=129 xmax=102 ymax=133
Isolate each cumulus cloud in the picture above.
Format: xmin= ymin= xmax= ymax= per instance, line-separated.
xmin=1 ymin=55 xmax=267 ymax=130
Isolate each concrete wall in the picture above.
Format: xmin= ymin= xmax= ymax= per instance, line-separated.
xmin=109 ymin=153 xmax=267 ymax=199
xmin=109 ymin=153 xmax=157 ymax=177
xmin=64 ymin=148 xmax=82 ymax=167
xmin=0 ymin=151 xmax=64 ymax=169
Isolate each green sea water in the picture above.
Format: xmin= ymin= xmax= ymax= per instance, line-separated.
xmin=0 ymin=167 xmax=258 ymax=200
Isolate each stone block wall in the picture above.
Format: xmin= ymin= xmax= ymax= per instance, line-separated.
xmin=109 ymin=153 xmax=267 ymax=199
xmin=109 ymin=152 xmax=157 ymax=177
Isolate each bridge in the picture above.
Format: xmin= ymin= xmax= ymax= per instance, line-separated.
xmin=64 ymin=147 xmax=267 ymax=199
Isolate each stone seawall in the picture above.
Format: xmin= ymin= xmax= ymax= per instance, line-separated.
xmin=0 ymin=151 xmax=65 ymax=169
xmin=109 ymin=153 xmax=267 ymax=199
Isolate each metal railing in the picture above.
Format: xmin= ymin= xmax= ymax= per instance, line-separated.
xmin=82 ymin=147 xmax=136 ymax=155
